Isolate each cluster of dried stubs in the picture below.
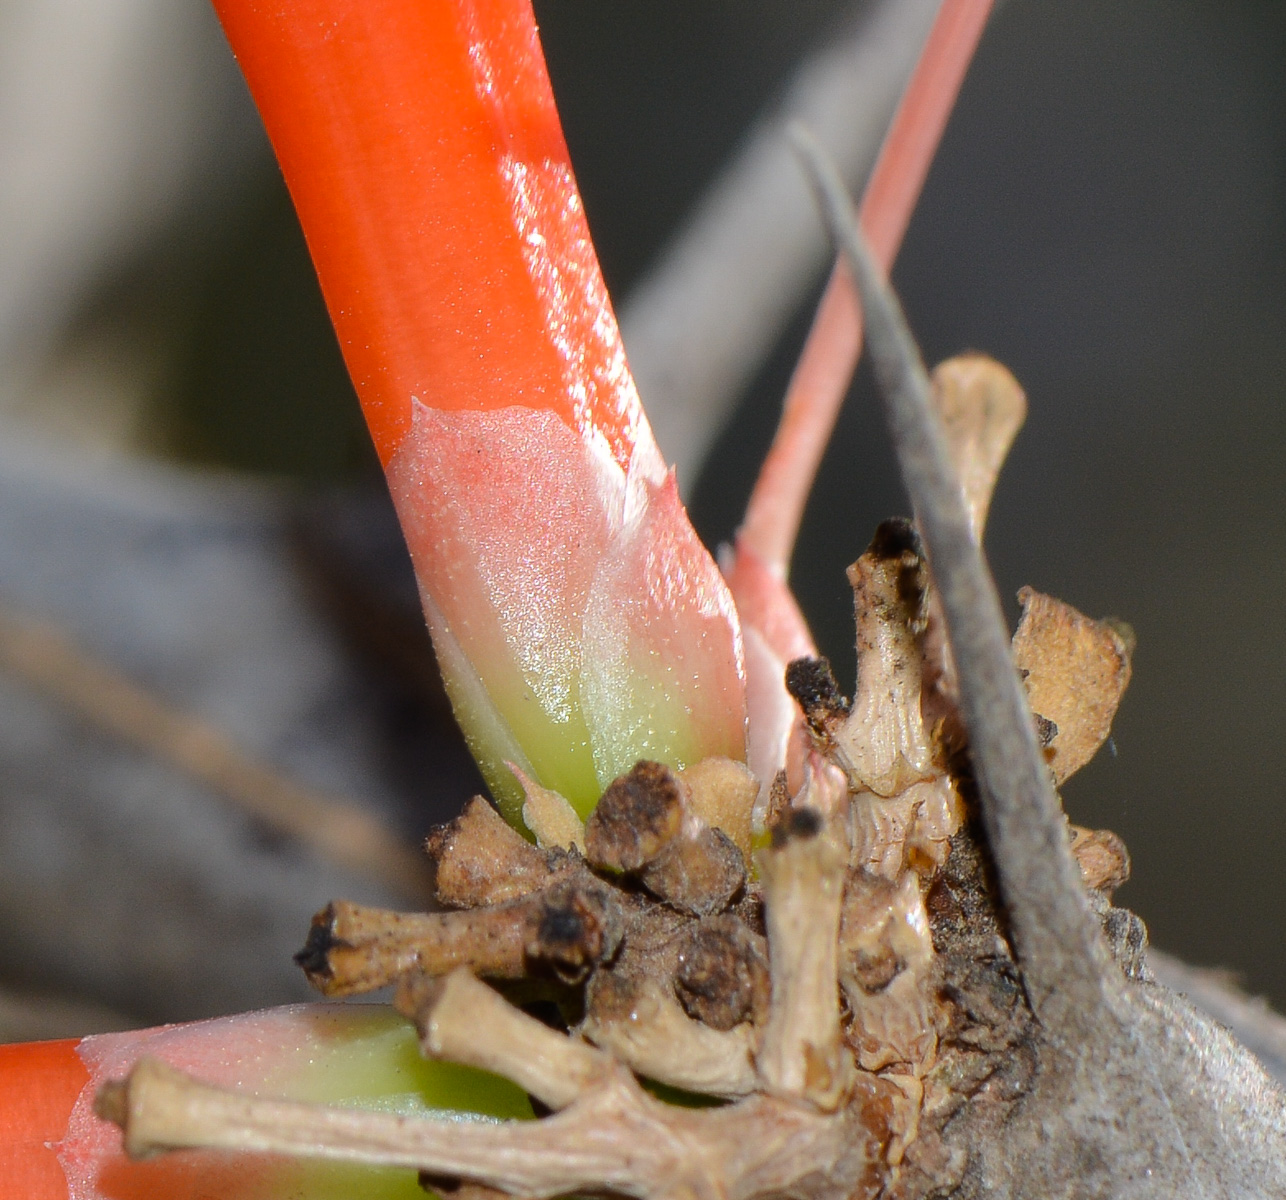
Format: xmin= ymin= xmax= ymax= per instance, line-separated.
xmin=97 ymin=358 xmax=1146 ymax=1199
xmin=313 ymin=532 xmax=1136 ymax=1200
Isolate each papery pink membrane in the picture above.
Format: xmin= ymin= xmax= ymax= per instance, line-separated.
xmin=581 ymin=472 xmax=747 ymax=786
xmin=388 ymin=401 xmax=744 ymax=820
xmin=388 ymin=401 xmax=632 ymax=813
xmin=721 ymin=535 xmax=816 ymax=800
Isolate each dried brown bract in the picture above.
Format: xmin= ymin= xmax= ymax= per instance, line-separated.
xmin=785 ymin=656 xmax=851 ymax=746
xmin=585 ymin=761 xmax=685 ymax=873
xmin=673 ymin=913 xmax=771 ymax=1032
xmin=1070 ymin=825 xmax=1131 ymax=896
xmin=585 ymin=759 xmax=749 ymax=916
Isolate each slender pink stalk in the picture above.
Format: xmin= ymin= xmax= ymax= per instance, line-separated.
xmin=728 ymin=0 xmax=994 ymax=794
xmin=740 ymin=0 xmax=995 ymax=580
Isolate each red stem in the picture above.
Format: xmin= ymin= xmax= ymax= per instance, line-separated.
xmin=211 ymin=0 xmax=647 ymax=474
xmin=0 ymin=1039 xmax=88 ymax=1200
xmin=741 ymin=0 xmax=994 ymax=575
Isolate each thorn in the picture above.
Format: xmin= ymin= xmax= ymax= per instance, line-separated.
xmin=787 ymin=122 xmax=1117 ymax=1029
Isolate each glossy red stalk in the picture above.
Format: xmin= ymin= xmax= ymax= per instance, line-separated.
xmin=0 ymin=1040 xmax=87 ymax=1200
xmin=213 ymin=0 xmax=640 ymax=472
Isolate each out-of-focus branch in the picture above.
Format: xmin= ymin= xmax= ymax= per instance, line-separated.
xmin=0 ymin=0 xmax=264 ymax=446
xmin=0 ymin=983 xmax=137 ymax=1044
xmin=619 ymin=0 xmax=942 ymax=491
xmin=0 ymin=600 xmax=433 ymax=903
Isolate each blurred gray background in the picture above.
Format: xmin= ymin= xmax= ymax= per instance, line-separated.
xmin=0 ymin=0 xmax=1282 ymax=1034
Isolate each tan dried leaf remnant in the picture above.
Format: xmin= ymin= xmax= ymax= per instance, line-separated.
xmin=930 ymin=355 xmax=1026 ymax=543
xmin=678 ymin=756 xmax=759 ymax=861
xmin=1011 ymin=586 xmax=1134 ymax=784
xmin=427 ymin=794 xmax=574 ymax=907
xmin=1069 ymin=824 xmax=1131 ymax=894
xmin=919 ymin=355 xmax=1027 ymax=737
xmin=834 ymin=521 xmax=936 ymax=797
xmin=511 ymin=762 xmax=587 ymax=853
xmin=789 ymin=523 xmax=966 ymax=889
